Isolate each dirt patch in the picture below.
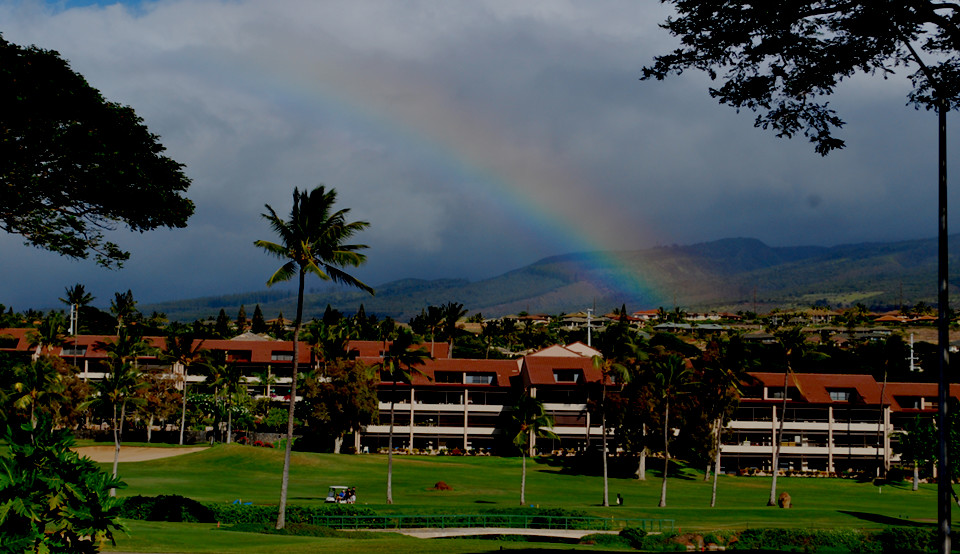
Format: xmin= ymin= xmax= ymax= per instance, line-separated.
xmin=432 ymin=481 xmax=453 ymax=490
xmin=73 ymin=446 xmax=208 ymax=463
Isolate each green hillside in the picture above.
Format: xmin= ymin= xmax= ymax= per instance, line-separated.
xmin=143 ymin=236 xmax=960 ymax=321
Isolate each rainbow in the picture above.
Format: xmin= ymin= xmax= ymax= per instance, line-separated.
xmin=219 ymin=46 xmax=670 ymax=308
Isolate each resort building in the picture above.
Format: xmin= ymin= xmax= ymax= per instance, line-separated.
xmin=0 ymin=327 xmax=949 ymax=473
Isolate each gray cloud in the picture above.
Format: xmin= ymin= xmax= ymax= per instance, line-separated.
xmin=1 ymin=0 xmax=957 ymax=311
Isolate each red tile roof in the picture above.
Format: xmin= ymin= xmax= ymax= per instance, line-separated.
xmin=748 ymin=372 xmax=960 ymax=410
xmin=348 ymin=340 xmax=450 ymax=359
xmin=0 ymin=328 xmax=31 ymax=351
xmin=522 ymin=356 xmax=605 ymax=386
xmin=364 ymin=357 xmax=520 ymax=386
xmin=197 ymin=339 xmax=311 ymax=364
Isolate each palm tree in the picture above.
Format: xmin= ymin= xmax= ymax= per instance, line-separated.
xmin=441 ymin=302 xmax=467 ymax=356
xmin=303 ymin=319 xmax=352 ymax=375
xmin=254 ymin=185 xmax=373 ymax=529
xmin=96 ymin=329 xmax=154 ymax=447
xmin=700 ymin=335 xmax=753 ymax=507
xmin=10 ymin=358 xmax=65 ymax=432
xmin=424 ymin=305 xmax=444 ymax=357
xmin=251 ymin=367 xmax=278 ymax=399
xmin=27 ymin=313 xmax=69 ymax=361
xmin=510 ymin=392 xmax=557 ymax=505
xmin=94 ymin=356 xmax=144 ymax=496
xmin=592 ymin=354 xmax=631 ymax=507
xmin=221 ymin=362 xmax=247 ymax=444
xmin=200 ymin=355 xmax=229 ymax=442
xmin=651 ymin=354 xmax=691 ymax=508
xmin=376 ymin=328 xmax=430 ymax=504
xmin=59 ymin=283 xmax=94 ymax=336
xmin=159 ymin=330 xmax=206 ymax=445
xmin=768 ymin=327 xmax=807 ymax=506
xmin=480 ymin=319 xmax=500 ymax=359
xmin=110 ymin=290 xmax=138 ymax=331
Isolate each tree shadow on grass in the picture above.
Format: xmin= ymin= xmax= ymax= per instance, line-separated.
xmin=535 ymin=454 xmax=696 ymax=480
xmin=838 ymin=510 xmax=930 ymax=527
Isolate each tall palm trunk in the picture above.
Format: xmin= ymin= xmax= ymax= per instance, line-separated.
xmin=601 ymin=383 xmax=609 ymax=507
xmin=179 ymin=362 xmax=188 ymax=446
xmin=877 ymin=368 xmax=888 ymax=477
xmin=768 ymin=369 xmax=789 ymax=506
xmin=111 ymin=403 xmax=120 ymax=497
xmin=659 ymin=399 xmax=670 ymax=507
xmin=520 ymin=447 xmax=527 ymax=505
xmin=637 ymin=424 xmax=647 ymax=480
xmin=387 ymin=390 xmax=396 ymax=504
xmin=711 ymin=418 xmax=722 ymax=507
xmin=227 ymin=396 xmax=233 ymax=444
xmin=276 ymin=271 xmax=304 ymax=530
xmin=914 ymin=459 xmax=920 ymax=492
xmin=119 ymin=400 xmax=127 ymax=443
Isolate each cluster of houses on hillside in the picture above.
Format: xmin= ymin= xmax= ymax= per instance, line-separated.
xmin=1 ymin=327 xmax=952 ymax=476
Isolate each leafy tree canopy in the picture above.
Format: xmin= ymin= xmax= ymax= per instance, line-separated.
xmin=1 ymin=34 xmax=194 ymax=267
xmin=642 ymin=2 xmax=960 ymax=155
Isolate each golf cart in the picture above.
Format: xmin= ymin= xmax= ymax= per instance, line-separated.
xmin=325 ymin=485 xmax=354 ymax=503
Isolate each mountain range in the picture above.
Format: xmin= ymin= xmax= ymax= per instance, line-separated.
xmin=142 ymin=236 xmax=960 ymax=322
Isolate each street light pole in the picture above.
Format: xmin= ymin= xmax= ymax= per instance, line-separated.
xmin=937 ymin=98 xmax=951 ymax=554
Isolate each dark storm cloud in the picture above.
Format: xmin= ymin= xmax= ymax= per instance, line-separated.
xmin=0 ymin=0 xmax=957 ymax=310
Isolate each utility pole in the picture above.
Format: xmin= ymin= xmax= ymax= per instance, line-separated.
xmin=935 ymin=97 xmax=950 ymax=554
xmin=586 ymin=308 xmax=593 ymax=348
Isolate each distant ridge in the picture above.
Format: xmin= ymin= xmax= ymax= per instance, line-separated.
xmin=143 ymin=236 xmax=960 ymax=322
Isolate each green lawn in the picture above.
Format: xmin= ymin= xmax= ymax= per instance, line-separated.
xmin=101 ymin=444 xmax=953 ymax=552
xmin=105 ymin=521 xmax=622 ymax=553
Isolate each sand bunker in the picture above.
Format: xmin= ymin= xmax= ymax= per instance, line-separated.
xmin=73 ymin=445 xmax=208 ymax=463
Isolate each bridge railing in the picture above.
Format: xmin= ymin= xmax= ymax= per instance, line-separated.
xmin=308 ymin=514 xmax=674 ymax=532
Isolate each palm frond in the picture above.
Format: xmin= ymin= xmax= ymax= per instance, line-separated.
xmin=266 ymin=262 xmax=297 ymax=286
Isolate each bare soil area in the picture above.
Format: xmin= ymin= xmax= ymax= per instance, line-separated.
xmin=73 ymin=446 xmax=208 ymax=463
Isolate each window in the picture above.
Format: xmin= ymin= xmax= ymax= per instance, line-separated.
xmin=61 ymin=345 xmax=87 ymax=356
xmin=465 ymin=373 xmax=494 ymax=385
xmin=435 ymin=372 xmax=462 ymax=384
xmin=271 ymin=351 xmax=294 ymax=361
xmin=0 ymin=337 xmax=18 ymax=348
xmin=226 ymin=350 xmax=251 ymax=362
xmin=768 ymin=387 xmax=799 ymax=400
xmin=828 ymin=389 xmax=851 ymax=402
xmin=553 ymin=369 xmax=580 ymax=383
xmin=895 ymin=396 xmax=921 ymax=410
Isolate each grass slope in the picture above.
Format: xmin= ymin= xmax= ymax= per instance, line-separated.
xmin=107 ymin=444 xmax=950 ymax=528
xmin=101 ymin=444 xmax=955 ymax=552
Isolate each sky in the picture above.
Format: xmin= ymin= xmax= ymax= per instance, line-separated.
xmin=1 ymin=0 xmax=958 ymax=311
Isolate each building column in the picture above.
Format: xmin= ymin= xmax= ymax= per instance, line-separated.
xmin=83 ymin=359 xmax=89 ymax=382
xmin=354 ymin=430 xmax=361 ymax=452
xmin=408 ymin=388 xmax=415 ymax=453
xmin=883 ymin=406 xmax=891 ymax=472
xmin=463 ymin=389 xmax=470 ymax=450
xmin=828 ymin=406 xmax=834 ymax=474
xmin=585 ymin=410 xmax=591 ymax=451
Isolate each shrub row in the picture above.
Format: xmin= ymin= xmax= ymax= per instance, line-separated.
xmin=119 ymin=495 xmax=376 ymax=525
xmin=733 ymin=527 xmax=935 ymax=553
xmin=579 ymin=527 xmax=936 ymax=553
xmin=120 ymin=497 xmax=936 ymax=553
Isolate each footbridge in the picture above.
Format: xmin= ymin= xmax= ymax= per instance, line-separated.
xmin=315 ymin=514 xmax=674 ymax=539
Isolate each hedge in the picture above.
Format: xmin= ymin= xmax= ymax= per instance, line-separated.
xmin=119 ymin=495 xmax=376 ymax=525
xmin=732 ymin=527 xmax=936 ymax=553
